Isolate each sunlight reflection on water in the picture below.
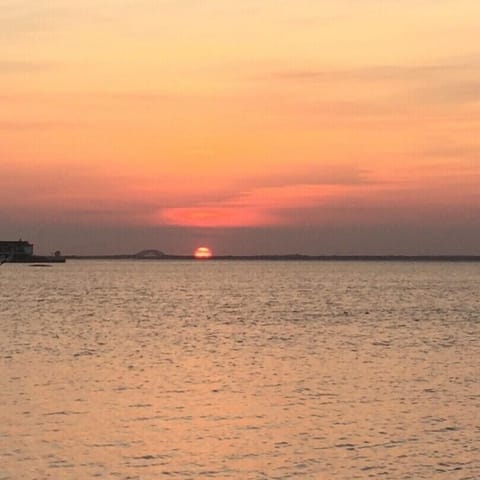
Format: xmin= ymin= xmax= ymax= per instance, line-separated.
xmin=0 ymin=260 xmax=479 ymax=479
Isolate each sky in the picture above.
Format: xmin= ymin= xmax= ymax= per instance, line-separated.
xmin=1 ymin=0 xmax=479 ymax=255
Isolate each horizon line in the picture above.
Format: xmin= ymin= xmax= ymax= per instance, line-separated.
xmin=63 ymin=253 xmax=480 ymax=262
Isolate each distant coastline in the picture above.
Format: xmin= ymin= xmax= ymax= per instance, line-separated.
xmin=65 ymin=254 xmax=480 ymax=262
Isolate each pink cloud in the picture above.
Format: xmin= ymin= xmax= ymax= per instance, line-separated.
xmin=160 ymin=206 xmax=278 ymax=228
xmin=159 ymin=184 xmax=351 ymax=227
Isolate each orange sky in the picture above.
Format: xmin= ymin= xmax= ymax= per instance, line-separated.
xmin=1 ymin=0 xmax=479 ymax=254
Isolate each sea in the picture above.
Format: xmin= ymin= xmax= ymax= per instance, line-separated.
xmin=0 ymin=260 xmax=479 ymax=479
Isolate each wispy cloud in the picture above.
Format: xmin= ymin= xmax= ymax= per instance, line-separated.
xmin=421 ymin=145 xmax=480 ymax=160
xmin=414 ymin=82 xmax=480 ymax=105
xmin=241 ymin=164 xmax=375 ymax=189
xmin=0 ymin=120 xmax=78 ymax=131
xmin=268 ymin=59 xmax=480 ymax=112
xmin=273 ymin=63 xmax=478 ymax=83
xmin=0 ymin=1 xmax=111 ymax=37
xmin=157 ymin=166 xmax=379 ymax=228
xmin=0 ymin=60 xmax=55 ymax=74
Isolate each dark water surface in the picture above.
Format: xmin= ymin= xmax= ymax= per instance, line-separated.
xmin=1 ymin=260 xmax=479 ymax=479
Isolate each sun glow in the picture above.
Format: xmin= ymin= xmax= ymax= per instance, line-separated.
xmin=194 ymin=247 xmax=213 ymax=259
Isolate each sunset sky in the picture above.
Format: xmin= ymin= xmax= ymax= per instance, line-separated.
xmin=1 ymin=0 xmax=479 ymax=255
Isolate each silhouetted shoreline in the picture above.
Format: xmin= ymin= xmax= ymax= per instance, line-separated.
xmin=65 ymin=254 xmax=480 ymax=262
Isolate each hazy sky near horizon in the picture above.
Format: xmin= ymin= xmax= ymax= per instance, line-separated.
xmin=1 ymin=0 xmax=479 ymax=255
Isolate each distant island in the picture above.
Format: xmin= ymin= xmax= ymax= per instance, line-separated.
xmin=3 ymin=241 xmax=480 ymax=263
xmin=65 ymin=252 xmax=480 ymax=262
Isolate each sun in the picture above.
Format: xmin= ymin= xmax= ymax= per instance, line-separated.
xmin=194 ymin=246 xmax=213 ymax=259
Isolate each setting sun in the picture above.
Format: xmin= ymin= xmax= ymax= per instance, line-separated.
xmin=194 ymin=247 xmax=213 ymax=259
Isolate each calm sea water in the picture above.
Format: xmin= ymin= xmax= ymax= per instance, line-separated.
xmin=0 ymin=260 xmax=479 ymax=479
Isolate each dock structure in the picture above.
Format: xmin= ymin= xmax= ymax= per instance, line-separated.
xmin=0 ymin=240 xmax=65 ymax=263
xmin=0 ymin=240 xmax=33 ymax=262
